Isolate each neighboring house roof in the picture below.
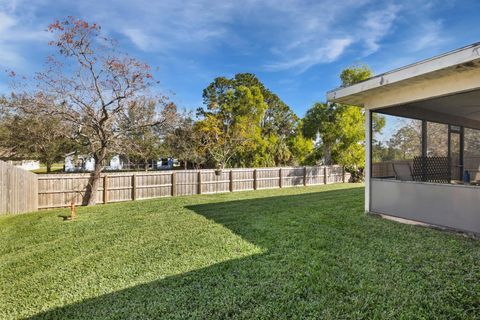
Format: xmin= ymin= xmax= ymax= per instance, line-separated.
xmin=0 ymin=148 xmax=14 ymax=159
xmin=64 ymin=152 xmax=93 ymax=158
xmin=327 ymin=42 xmax=480 ymax=106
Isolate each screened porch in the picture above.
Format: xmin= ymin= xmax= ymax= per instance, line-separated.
xmin=371 ymin=89 xmax=480 ymax=185
xmin=369 ymin=89 xmax=480 ymax=234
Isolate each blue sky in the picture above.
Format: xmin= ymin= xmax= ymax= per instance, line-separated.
xmin=1 ymin=0 xmax=480 ymax=117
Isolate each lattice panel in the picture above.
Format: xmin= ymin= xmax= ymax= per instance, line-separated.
xmin=412 ymin=156 xmax=451 ymax=183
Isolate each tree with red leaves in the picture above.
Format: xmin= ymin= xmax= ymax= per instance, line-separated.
xmin=36 ymin=17 xmax=177 ymax=205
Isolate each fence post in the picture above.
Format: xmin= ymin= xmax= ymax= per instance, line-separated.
xmin=253 ymin=169 xmax=257 ymax=190
xmin=303 ymin=166 xmax=307 ymax=186
xmin=171 ymin=172 xmax=177 ymax=196
xmin=131 ymin=174 xmax=136 ymax=201
xmin=103 ymin=175 xmax=109 ymax=204
xmin=279 ymin=168 xmax=283 ymax=188
xmin=323 ymin=166 xmax=327 ymax=184
xmin=197 ymin=171 xmax=202 ymax=194
xmin=229 ymin=170 xmax=233 ymax=192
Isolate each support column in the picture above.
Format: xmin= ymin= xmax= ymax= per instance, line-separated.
xmin=421 ymin=120 xmax=428 ymax=157
xmin=460 ymin=126 xmax=465 ymax=181
xmin=421 ymin=120 xmax=428 ymax=181
xmin=365 ymin=109 xmax=372 ymax=213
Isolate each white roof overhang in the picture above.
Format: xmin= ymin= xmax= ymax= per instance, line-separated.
xmin=327 ymin=43 xmax=480 ymax=108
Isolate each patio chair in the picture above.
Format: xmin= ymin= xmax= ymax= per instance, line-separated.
xmin=392 ymin=162 xmax=413 ymax=181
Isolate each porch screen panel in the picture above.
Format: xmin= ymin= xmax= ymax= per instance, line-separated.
xmin=464 ymin=128 xmax=480 ymax=181
xmin=426 ymin=122 xmax=448 ymax=157
xmin=371 ymin=113 xmax=422 ymax=179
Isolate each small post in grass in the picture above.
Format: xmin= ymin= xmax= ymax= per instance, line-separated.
xmin=70 ymin=201 xmax=76 ymax=220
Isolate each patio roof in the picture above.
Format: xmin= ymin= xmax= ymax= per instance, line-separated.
xmin=327 ymin=42 xmax=480 ymax=107
xmin=376 ymin=89 xmax=480 ymax=130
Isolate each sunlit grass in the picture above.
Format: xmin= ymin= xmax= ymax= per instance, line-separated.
xmin=0 ymin=183 xmax=479 ymax=319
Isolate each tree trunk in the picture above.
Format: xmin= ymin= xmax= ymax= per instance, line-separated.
xmin=46 ymin=163 xmax=52 ymax=173
xmin=84 ymin=150 xmax=106 ymax=206
xmin=323 ymin=145 xmax=332 ymax=165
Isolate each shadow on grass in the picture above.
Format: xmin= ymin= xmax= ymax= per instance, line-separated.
xmin=29 ymin=186 xmax=480 ymax=319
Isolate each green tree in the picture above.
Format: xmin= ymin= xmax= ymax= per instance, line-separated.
xmin=302 ymin=64 xmax=385 ymax=179
xmin=0 ymin=94 xmax=74 ymax=173
xmin=231 ymin=73 xmax=298 ymax=138
xmin=386 ymin=123 xmax=422 ymax=160
xmin=197 ymin=85 xmax=267 ymax=169
xmin=120 ymin=98 xmax=178 ymax=171
xmin=165 ymin=116 xmax=205 ymax=169
xmin=302 ymin=102 xmax=340 ymax=165
xmin=288 ymin=128 xmax=314 ymax=165
xmin=340 ymin=64 xmax=372 ymax=87
xmin=199 ymin=73 xmax=304 ymax=168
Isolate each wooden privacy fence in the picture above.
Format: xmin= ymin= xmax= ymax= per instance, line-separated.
xmin=37 ymin=165 xmax=350 ymax=210
xmin=0 ymin=160 xmax=38 ymax=214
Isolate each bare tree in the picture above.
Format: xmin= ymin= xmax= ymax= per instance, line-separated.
xmin=34 ymin=17 xmax=171 ymax=205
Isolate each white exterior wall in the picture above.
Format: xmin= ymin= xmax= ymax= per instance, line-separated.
xmin=371 ymin=179 xmax=480 ymax=234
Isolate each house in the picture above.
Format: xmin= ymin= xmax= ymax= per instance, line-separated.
xmin=8 ymin=160 xmax=40 ymax=171
xmin=64 ymin=153 xmax=125 ymax=172
xmin=327 ymin=42 xmax=480 ymax=235
xmin=0 ymin=149 xmax=40 ymax=171
xmin=155 ymin=157 xmax=180 ymax=170
xmin=105 ymin=155 xmax=124 ymax=171
xmin=65 ymin=153 xmax=179 ymax=172
xmin=64 ymin=152 xmax=95 ymax=172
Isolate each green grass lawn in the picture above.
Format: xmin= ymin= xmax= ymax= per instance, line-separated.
xmin=1 ymin=184 xmax=479 ymax=319
xmin=31 ymin=163 xmax=64 ymax=174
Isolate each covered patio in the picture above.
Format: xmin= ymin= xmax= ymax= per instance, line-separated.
xmin=327 ymin=43 xmax=480 ymax=234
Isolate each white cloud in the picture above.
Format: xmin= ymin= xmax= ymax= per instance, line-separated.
xmin=410 ymin=20 xmax=447 ymax=52
xmin=0 ymin=0 xmax=451 ymax=74
xmin=265 ymin=38 xmax=353 ymax=72
xmin=0 ymin=4 xmax=50 ymax=70
xmin=0 ymin=11 xmax=16 ymax=32
xmin=122 ymin=28 xmax=156 ymax=52
xmin=361 ymin=4 xmax=400 ymax=55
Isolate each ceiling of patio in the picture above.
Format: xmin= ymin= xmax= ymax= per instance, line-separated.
xmin=375 ymin=89 xmax=480 ymax=129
